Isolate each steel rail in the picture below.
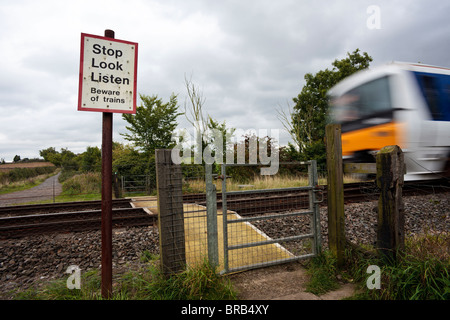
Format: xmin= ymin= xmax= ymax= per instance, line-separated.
xmin=0 ymin=207 xmax=157 ymax=239
xmin=0 ymin=198 xmax=132 ymax=217
xmin=0 ymin=179 xmax=447 ymax=239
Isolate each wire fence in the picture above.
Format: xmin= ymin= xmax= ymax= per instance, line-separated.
xmin=218 ymin=161 xmax=321 ymax=274
xmin=180 ymin=164 xmax=209 ymax=271
xmin=1 ymin=153 xmax=448 ymax=296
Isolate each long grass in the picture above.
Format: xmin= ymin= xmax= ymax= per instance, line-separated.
xmin=14 ymin=256 xmax=237 ymax=300
xmin=183 ymin=173 xmax=361 ymax=194
xmin=304 ymin=250 xmax=340 ymax=295
xmin=344 ymin=232 xmax=450 ymax=300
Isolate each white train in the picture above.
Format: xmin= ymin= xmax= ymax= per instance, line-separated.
xmin=328 ymin=62 xmax=450 ymax=180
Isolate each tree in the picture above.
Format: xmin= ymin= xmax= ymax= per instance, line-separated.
xmin=38 ymin=147 xmax=79 ymax=170
xmin=183 ymin=76 xmax=235 ymax=164
xmin=113 ymin=142 xmax=149 ymax=176
xmin=121 ymin=94 xmax=182 ymax=155
xmin=60 ymin=148 xmax=78 ymax=171
xmin=79 ymin=146 xmax=101 ymax=172
xmin=13 ymin=155 xmax=21 ymax=162
xmin=281 ymin=49 xmax=372 ymax=164
xmin=39 ymin=147 xmax=58 ymax=162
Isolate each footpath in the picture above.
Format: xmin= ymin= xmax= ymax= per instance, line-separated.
xmin=0 ymin=172 xmax=62 ymax=206
xmin=228 ymin=261 xmax=356 ymax=300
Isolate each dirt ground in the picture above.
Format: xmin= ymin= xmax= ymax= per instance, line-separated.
xmin=227 ymin=261 xmax=356 ymax=300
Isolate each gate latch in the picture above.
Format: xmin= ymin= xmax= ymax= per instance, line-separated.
xmin=313 ymin=185 xmax=325 ymax=204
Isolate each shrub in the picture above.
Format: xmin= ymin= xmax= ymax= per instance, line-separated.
xmin=62 ymin=172 xmax=101 ymax=195
xmin=0 ymin=166 xmax=56 ymax=185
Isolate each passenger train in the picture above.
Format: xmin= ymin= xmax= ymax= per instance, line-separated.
xmin=328 ymin=62 xmax=450 ymax=181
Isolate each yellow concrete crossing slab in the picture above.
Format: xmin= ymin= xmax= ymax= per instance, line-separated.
xmin=131 ymin=196 xmax=293 ymax=273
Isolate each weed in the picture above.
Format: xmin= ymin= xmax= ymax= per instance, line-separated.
xmin=304 ymin=251 xmax=340 ymax=295
xmin=13 ymin=257 xmax=236 ymax=300
xmin=344 ymin=232 xmax=449 ymax=300
xmin=140 ymin=250 xmax=159 ymax=263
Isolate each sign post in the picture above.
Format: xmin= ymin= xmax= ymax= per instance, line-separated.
xmin=78 ymin=29 xmax=138 ymax=298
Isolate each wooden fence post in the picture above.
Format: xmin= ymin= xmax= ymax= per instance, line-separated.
xmin=325 ymin=124 xmax=345 ymax=267
xmin=376 ymin=145 xmax=405 ymax=262
xmin=155 ymin=149 xmax=186 ymax=276
xmin=113 ymin=172 xmax=122 ymax=199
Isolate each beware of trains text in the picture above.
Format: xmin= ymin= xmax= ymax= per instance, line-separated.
xmin=78 ymin=33 xmax=138 ymax=113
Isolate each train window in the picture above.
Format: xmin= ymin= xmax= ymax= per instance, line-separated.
xmin=330 ymin=76 xmax=392 ymax=123
xmin=420 ymin=75 xmax=442 ymax=120
xmin=414 ymin=72 xmax=450 ymax=121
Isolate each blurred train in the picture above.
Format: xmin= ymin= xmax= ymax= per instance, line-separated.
xmin=328 ymin=62 xmax=450 ymax=181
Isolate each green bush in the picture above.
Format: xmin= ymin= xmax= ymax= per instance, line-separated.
xmin=62 ymin=172 xmax=101 ymax=195
xmin=0 ymin=166 xmax=56 ymax=185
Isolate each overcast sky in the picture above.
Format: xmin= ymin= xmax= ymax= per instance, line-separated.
xmin=0 ymin=0 xmax=449 ymax=161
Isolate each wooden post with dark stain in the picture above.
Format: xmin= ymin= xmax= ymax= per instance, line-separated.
xmin=376 ymin=145 xmax=405 ymax=263
xmin=155 ymin=149 xmax=186 ymax=276
xmin=325 ymin=124 xmax=345 ymax=267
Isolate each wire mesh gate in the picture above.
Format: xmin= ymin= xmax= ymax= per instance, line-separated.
xmin=207 ymin=161 xmax=322 ymax=274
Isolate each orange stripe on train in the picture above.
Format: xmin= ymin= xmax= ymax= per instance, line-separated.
xmin=341 ymin=122 xmax=406 ymax=156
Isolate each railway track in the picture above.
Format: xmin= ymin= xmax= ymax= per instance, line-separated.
xmin=0 ymin=199 xmax=132 ymax=217
xmin=0 ymin=179 xmax=448 ymax=239
xmin=184 ymin=179 xmax=450 ymax=215
xmin=0 ymin=199 xmax=157 ymax=239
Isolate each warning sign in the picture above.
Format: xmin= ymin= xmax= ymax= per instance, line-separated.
xmin=78 ymin=33 xmax=138 ymax=113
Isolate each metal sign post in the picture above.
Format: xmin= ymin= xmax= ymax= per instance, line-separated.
xmin=78 ymin=29 xmax=138 ymax=299
xmin=101 ymin=107 xmax=113 ymax=299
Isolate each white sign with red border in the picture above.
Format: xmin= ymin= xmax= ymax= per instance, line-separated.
xmin=78 ymin=33 xmax=138 ymax=113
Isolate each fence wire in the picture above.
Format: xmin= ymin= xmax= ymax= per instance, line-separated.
xmin=180 ymin=164 xmax=209 ymax=269
xmin=219 ymin=161 xmax=321 ymax=274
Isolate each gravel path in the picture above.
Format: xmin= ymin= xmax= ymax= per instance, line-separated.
xmin=0 ymin=191 xmax=448 ymax=299
xmin=0 ymin=172 xmax=62 ymax=206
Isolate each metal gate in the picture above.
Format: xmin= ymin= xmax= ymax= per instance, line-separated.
xmin=213 ymin=161 xmax=322 ymax=274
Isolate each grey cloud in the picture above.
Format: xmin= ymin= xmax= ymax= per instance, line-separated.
xmin=1 ymin=0 xmax=449 ymax=161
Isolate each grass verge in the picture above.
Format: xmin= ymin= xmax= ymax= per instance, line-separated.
xmin=0 ymin=169 xmax=60 ymax=195
xmin=305 ymin=232 xmax=449 ymax=300
xmin=304 ymin=251 xmax=340 ymax=295
xmin=14 ymin=256 xmax=237 ymax=300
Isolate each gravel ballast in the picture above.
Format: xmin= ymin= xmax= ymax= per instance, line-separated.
xmin=0 ymin=192 xmax=448 ymax=299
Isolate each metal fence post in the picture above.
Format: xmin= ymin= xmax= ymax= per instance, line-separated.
xmin=308 ymin=160 xmax=321 ymax=255
xmin=205 ymin=163 xmax=219 ymax=268
xmin=221 ymin=164 xmax=229 ymax=273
